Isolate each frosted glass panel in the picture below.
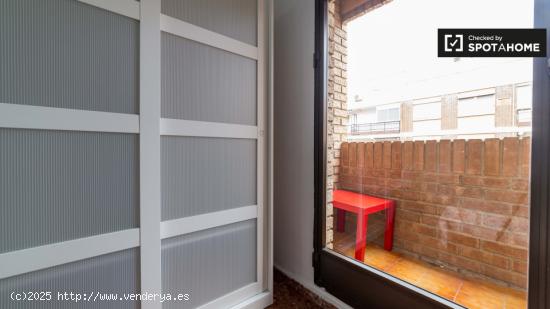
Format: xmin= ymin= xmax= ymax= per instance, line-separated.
xmin=0 ymin=129 xmax=139 ymax=253
xmin=0 ymin=249 xmax=140 ymax=309
xmin=162 ymin=136 xmax=256 ymax=220
xmin=161 ymin=33 xmax=257 ymax=125
xmin=162 ymin=220 xmax=257 ymax=309
xmin=161 ymin=0 xmax=257 ymax=46
xmin=0 ymin=0 xmax=139 ymax=113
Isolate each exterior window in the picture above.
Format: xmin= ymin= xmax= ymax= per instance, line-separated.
xmin=516 ymin=85 xmax=532 ymax=126
xmin=457 ymin=94 xmax=495 ymax=117
xmin=413 ymin=102 xmax=441 ymax=121
xmin=457 ymin=94 xmax=496 ymax=131
xmin=517 ymin=85 xmax=532 ymax=109
xmin=323 ymin=1 xmax=535 ymax=308
xmin=457 ymin=114 xmax=495 ymax=130
xmin=376 ymin=107 xmax=399 ymax=122
xmin=356 ymin=107 xmax=377 ymax=123
xmin=413 ymin=119 xmax=441 ymax=132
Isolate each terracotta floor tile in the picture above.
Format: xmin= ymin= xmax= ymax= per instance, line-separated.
xmin=333 ymin=232 xmax=355 ymax=253
xmin=416 ymin=266 xmax=463 ymax=301
xmin=454 ymin=280 xmax=506 ymax=309
xmin=504 ymin=288 xmax=527 ymax=309
xmin=362 ymin=245 xmax=402 ymax=271
xmin=384 ymin=258 xmax=427 ymax=285
xmin=333 ymin=232 xmax=528 ymax=308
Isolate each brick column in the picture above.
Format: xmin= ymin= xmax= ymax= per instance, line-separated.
xmin=495 ymin=85 xmax=515 ymax=138
xmin=400 ymin=102 xmax=413 ymax=133
xmin=495 ymin=85 xmax=514 ymax=126
xmin=326 ymin=0 xmax=348 ymax=249
xmin=441 ymin=95 xmax=458 ymax=130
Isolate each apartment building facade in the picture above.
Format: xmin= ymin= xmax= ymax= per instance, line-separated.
xmin=349 ymin=82 xmax=532 ymax=141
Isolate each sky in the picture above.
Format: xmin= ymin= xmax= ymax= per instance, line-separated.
xmin=346 ymin=0 xmax=534 ymax=109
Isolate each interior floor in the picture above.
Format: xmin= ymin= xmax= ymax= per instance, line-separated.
xmin=269 ymin=269 xmax=335 ymax=309
xmin=333 ymin=231 xmax=527 ymax=309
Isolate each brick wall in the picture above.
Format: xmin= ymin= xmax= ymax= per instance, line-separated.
xmin=337 ymin=137 xmax=530 ymax=289
xmin=326 ymin=0 xmax=349 ymax=249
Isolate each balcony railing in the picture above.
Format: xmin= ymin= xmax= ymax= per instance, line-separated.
xmin=350 ymin=121 xmax=400 ymax=135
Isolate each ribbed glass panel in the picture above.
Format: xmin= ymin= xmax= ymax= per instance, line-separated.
xmin=0 ymin=129 xmax=139 ymax=253
xmin=0 ymin=0 xmax=139 ymax=113
xmin=161 ymin=136 xmax=256 ymax=220
xmin=0 ymin=249 xmax=140 ymax=309
xmin=162 ymin=220 xmax=257 ymax=309
xmin=161 ymin=33 xmax=257 ymax=126
xmin=161 ymin=0 xmax=257 ymax=46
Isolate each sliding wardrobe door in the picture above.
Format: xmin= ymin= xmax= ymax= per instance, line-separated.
xmin=0 ymin=0 xmax=141 ymax=308
xmin=0 ymin=0 xmax=271 ymax=308
xmin=158 ymin=0 xmax=269 ymax=308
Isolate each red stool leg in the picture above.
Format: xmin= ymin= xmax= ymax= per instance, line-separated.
xmin=384 ymin=202 xmax=396 ymax=251
xmin=355 ymin=213 xmax=368 ymax=261
xmin=336 ymin=209 xmax=346 ymax=232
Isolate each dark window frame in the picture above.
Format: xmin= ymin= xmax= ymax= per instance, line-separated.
xmin=528 ymin=2 xmax=550 ymax=307
xmin=313 ymin=0 xmax=550 ymax=307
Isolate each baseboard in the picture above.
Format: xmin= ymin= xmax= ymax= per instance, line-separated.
xmin=230 ymin=291 xmax=273 ymax=309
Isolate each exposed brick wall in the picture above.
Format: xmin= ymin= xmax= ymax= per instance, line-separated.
xmin=441 ymin=95 xmax=458 ymax=130
xmin=337 ymin=137 xmax=530 ymax=289
xmin=399 ymin=102 xmax=413 ymax=132
xmin=326 ymin=0 xmax=349 ymax=248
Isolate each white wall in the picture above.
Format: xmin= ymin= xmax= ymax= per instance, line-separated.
xmin=273 ymin=0 xmax=315 ymax=286
xmin=273 ymin=2 xmax=351 ymax=308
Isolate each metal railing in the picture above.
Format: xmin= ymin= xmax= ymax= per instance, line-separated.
xmin=350 ymin=121 xmax=400 ymax=135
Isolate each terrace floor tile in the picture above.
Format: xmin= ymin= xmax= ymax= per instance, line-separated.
xmin=333 ymin=231 xmax=526 ymax=308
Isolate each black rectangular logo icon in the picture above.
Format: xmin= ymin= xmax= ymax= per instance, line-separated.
xmin=438 ymin=29 xmax=546 ymax=57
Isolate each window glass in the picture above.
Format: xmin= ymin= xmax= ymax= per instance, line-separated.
xmin=377 ymin=107 xmax=400 ymax=122
xmin=412 ymin=119 xmax=441 ymax=132
xmin=458 ymin=94 xmax=495 ymax=117
xmin=516 ymin=85 xmax=532 ymax=110
xmin=326 ymin=0 xmax=533 ymax=307
xmin=413 ymin=102 xmax=441 ymax=120
xmin=457 ymin=114 xmax=495 ymax=130
xmin=356 ymin=108 xmax=377 ymax=123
